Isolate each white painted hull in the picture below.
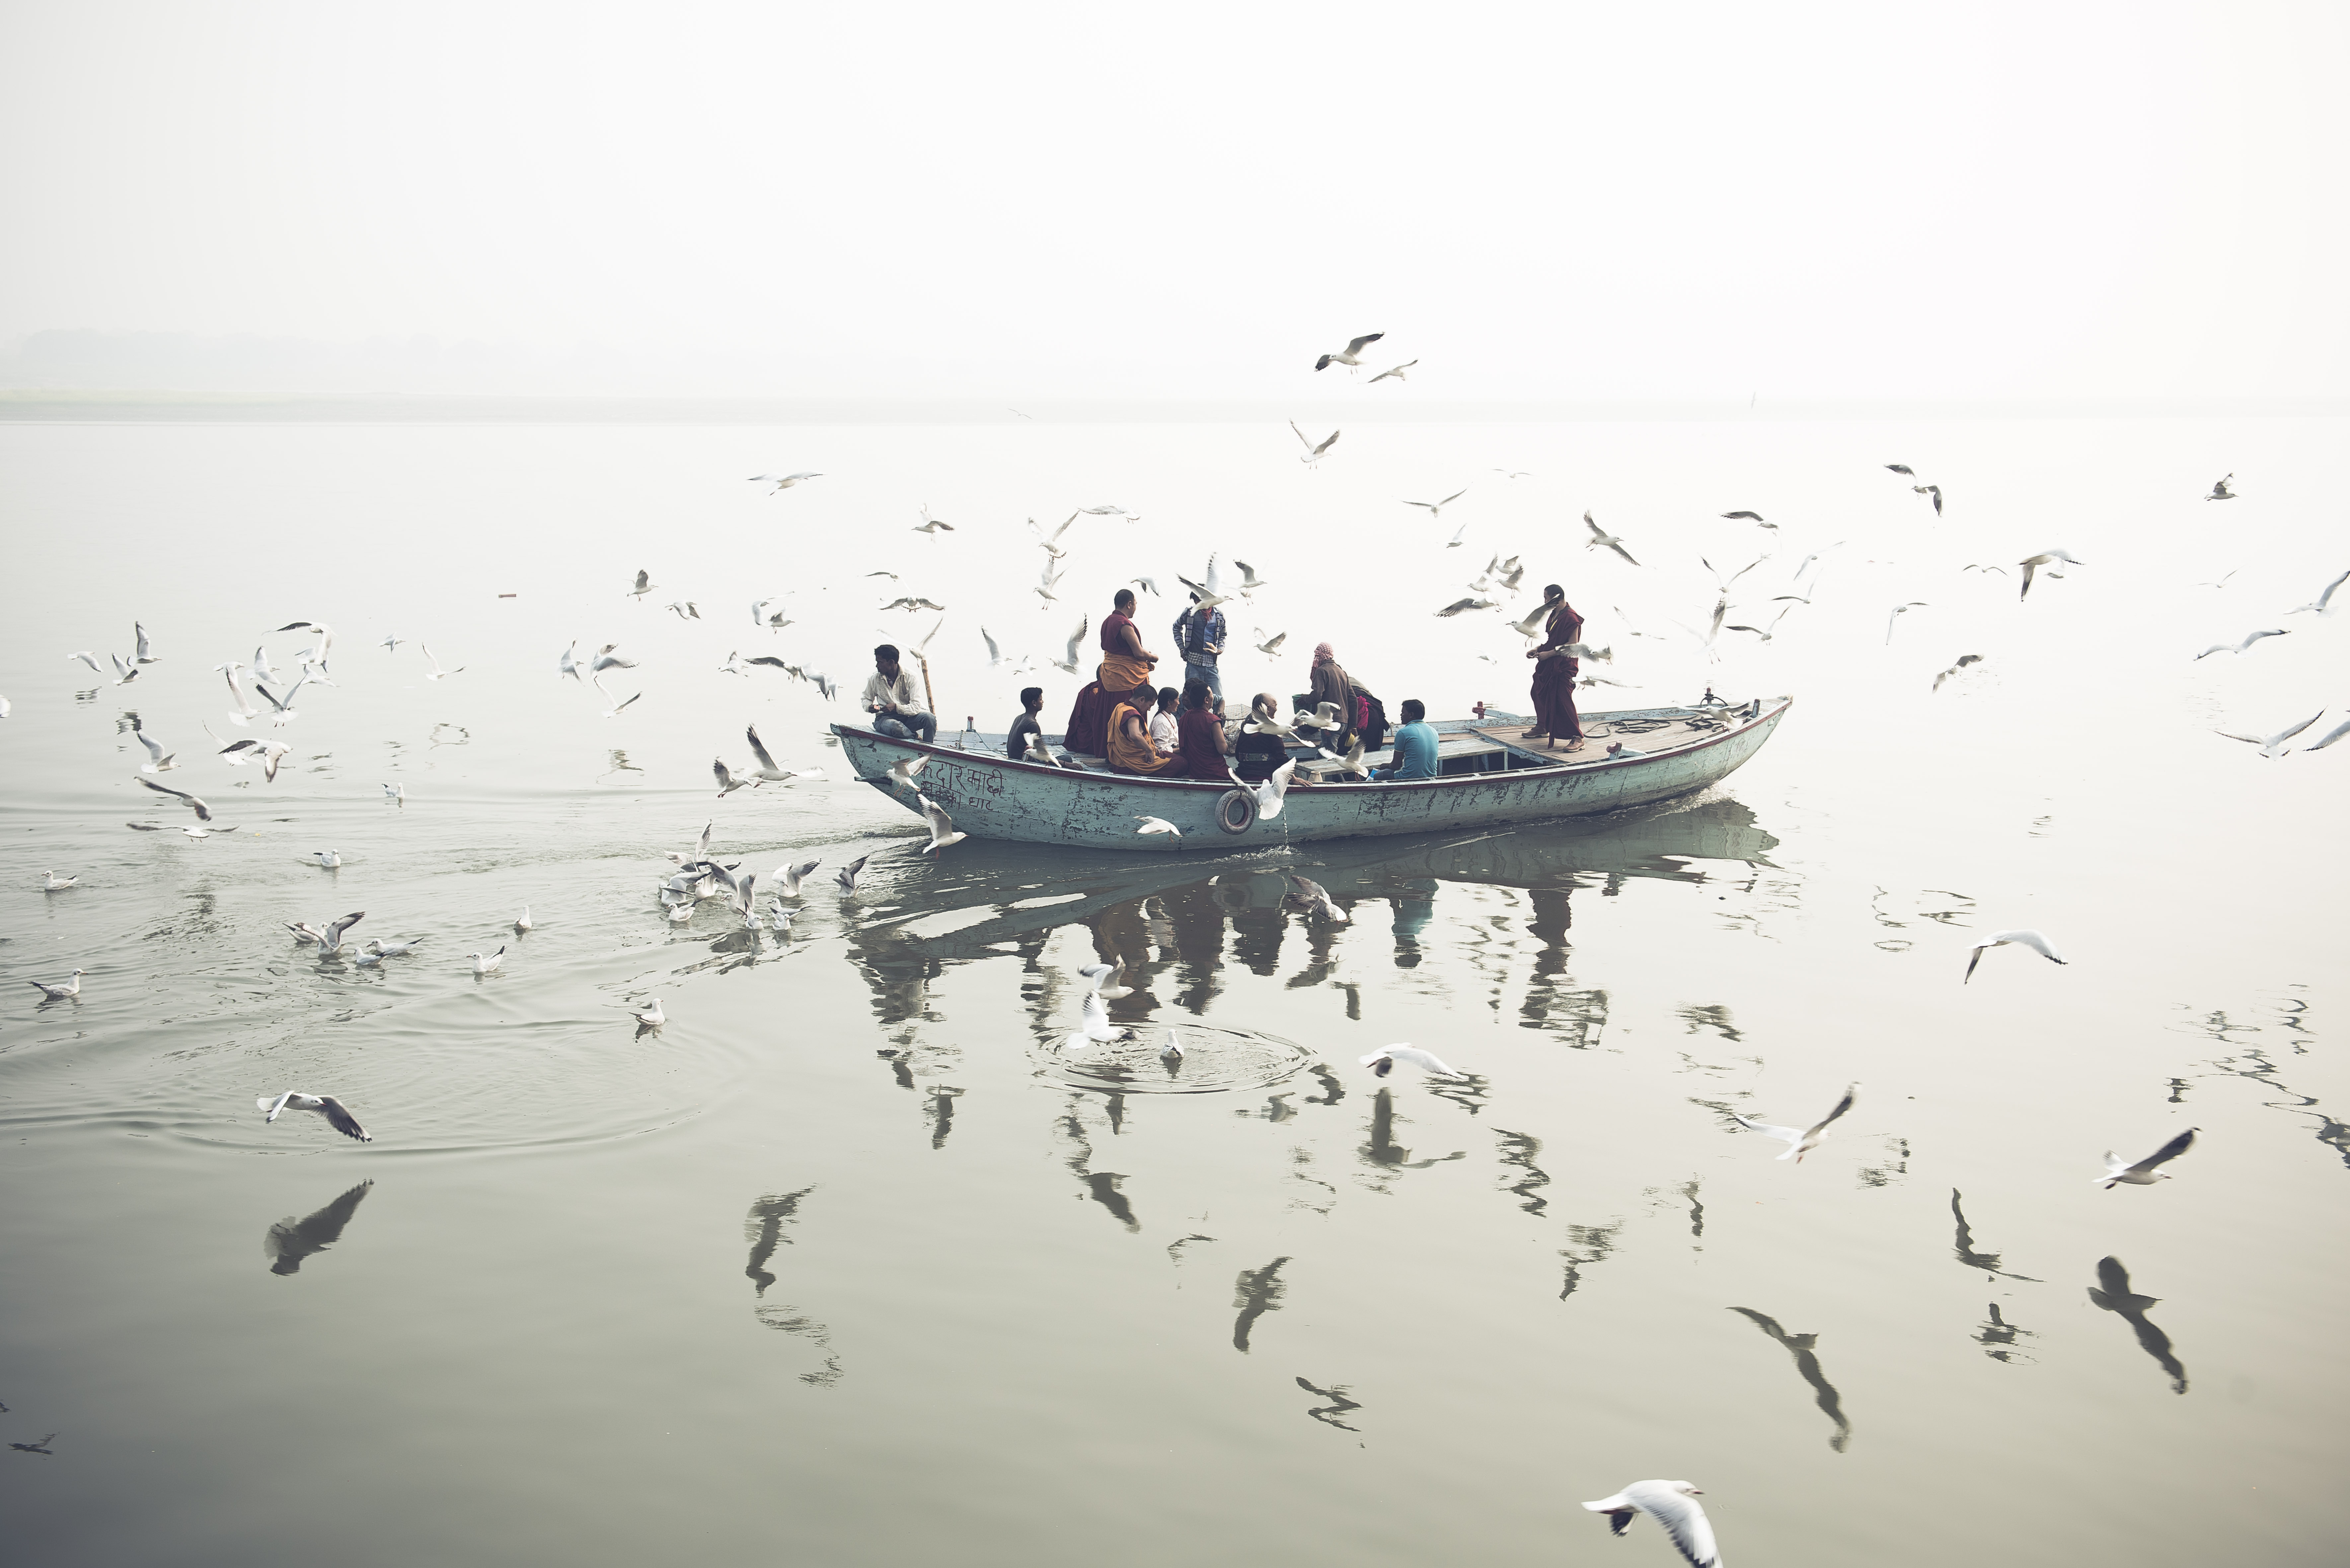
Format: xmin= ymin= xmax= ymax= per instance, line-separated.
xmin=834 ymin=700 xmax=1790 ymax=851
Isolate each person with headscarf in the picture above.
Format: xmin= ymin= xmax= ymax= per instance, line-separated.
xmin=1064 ymin=588 xmax=1162 ymax=754
xmin=1303 ymin=642 xmax=1385 ymax=752
xmin=1524 ymin=583 xmax=1586 ymax=751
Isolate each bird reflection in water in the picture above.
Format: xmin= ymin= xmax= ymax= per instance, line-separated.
xmin=1358 ymin=1088 xmax=1467 ymax=1183
xmin=1424 ymin=1072 xmax=1491 ymax=1117
xmin=263 ymin=1180 xmax=374 ymax=1277
xmin=1295 ymin=1376 xmax=1362 ymax=1432
xmin=1729 ymin=1307 xmax=1854 ymax=1452
xmin=1287 ymin=1147 xmax=1338 ymax=1214
xmin=2088 ymin=1256 xmax=2187 ymax=1394
xmin=1235 ymin=1093 xmax=1297 ymax=1123
xmin=927 ymin=1086 xmax=963 ymax=1149
xmin=1058 ymin=1095 xmax=1140 ymax=1232
xmin=1950 ymin=1190 xmax=2039 ymax=1281
xmin=1973 ymin=1303 xmax=2038 ymax=1365
xmin=1855 ymin=1137 xmax=1911 ymax=1189
xmin=1558 ymin=1221 xmax=1624 ymax=1301
xmin=1303 ymin=1065 xmax=1345 ymax=1106
xmin=1231 ymin=1256 xmax=1291 ymax=1352
xmin=875 ymin=1045 xmax=915 ymax=1091
xmin=743 ymin=1187 xmax=815 ymax=1296
xmin=2203 ymin=1047 xmax=2350 ymax=1174
xmin=1166 ymin=1234 xmax=1216 ymax=1270
xmin=1493 ymin=1129 xmax=1551 ymax=1216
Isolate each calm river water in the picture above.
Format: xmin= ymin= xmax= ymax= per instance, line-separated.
xmin=1 ymin=412 xmax=2344 ymax=1565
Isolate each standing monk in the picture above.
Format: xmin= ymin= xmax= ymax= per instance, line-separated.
xmin=1066 ymin=589 xmax=1161 ymax=754
xmin=1524 ymin=583 xmax=1586 ymax=752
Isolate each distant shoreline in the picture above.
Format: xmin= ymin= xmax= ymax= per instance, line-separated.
xmin=2 ymin=391 xmax=2344 ymax=424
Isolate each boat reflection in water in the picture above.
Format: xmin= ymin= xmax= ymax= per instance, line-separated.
xmin=842 ymin=794 xmax=1779 ymax=1052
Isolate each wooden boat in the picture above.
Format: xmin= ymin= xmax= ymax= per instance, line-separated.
xmin=831 ymin=698 xmax=1791 ymax=851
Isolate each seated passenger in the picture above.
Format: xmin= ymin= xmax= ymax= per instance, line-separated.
xmin=1175 ymin=679 xmax=1230 ymax=778
xmin=1007 ymin=686 xmax=1044 ymax=762
xmin=1373 ymin=699 xmax=1440 ymax=781
xmin=1148 ymin=686 xmax=1181 ymax=756
xmin=863 ymin=644 xmax=938 ymax=743
xmin=1108 ymin=689 xmax=1189 ymax=776
xmin=1230 ymin=691 xmax=1292 ymax=783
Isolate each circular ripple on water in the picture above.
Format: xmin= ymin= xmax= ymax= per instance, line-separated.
xmin=1038 ymin=1023 xmax=1314 ymax=1095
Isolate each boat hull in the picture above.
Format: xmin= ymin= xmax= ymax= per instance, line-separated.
xmin=834 ymin=699 xmax=1790 ymax=851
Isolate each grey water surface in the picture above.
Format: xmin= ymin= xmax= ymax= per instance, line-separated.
xmin=1 ymin=415 xmax=2345 ymax=1566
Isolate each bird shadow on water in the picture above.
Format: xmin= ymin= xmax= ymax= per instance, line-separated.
xmin=1728 ymin=1306 xmax=1853 ymax=1452
xmin=2088 ymin=1256 xmax=2187 ymax=1395
xmin=262 ymin=1180 xmax=374 ymax=1277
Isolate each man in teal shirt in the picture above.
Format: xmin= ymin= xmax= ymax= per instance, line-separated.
xmin=1375 ymin=699 xmax=1440 ymax=780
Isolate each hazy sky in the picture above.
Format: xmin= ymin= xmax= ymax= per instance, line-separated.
xmin=2 ymin=2 xmax=2343 ymax=400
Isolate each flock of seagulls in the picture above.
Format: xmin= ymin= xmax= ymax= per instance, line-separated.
xmin=13 ymin=367 xmax=2331 ymax=1559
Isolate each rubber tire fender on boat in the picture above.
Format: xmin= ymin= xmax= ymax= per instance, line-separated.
xmin=1215 ymin=788 xmax=1256 ymax=835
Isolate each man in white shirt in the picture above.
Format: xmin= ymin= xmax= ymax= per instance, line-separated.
xmin=861 ymin=644 xmax=938 ymax=744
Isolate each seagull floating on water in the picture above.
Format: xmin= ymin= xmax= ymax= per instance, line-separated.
xmin=2204 ymin=473 xmax=2236 ymax=501
xmin=471 ymin=946 xmax=505 ymax=975
xmin=28 ymin=970 xmax=85 ymax=1001
xmin=632 ymin=998 xmax=666 ymax=1029
xmin=41 ymin=870 xmax=79 ymax=891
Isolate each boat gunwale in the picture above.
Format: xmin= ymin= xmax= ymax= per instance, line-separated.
xmin=831 ymin=696 xmax=1792 ymax=792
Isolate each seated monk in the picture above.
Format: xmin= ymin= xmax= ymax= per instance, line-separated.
xmin=1108 ymin=689 xmax=1188 ymax=776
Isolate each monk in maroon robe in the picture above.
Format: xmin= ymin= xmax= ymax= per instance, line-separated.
xmin=1524 ymin=584 xmax=1585 ymax=751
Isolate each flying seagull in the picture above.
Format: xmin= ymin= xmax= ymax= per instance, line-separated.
xmin=835 ymin=854 xmax=871 ymax=893
xmin=2204 ymin=473 xmax=2236 ymax=501
xmin=1720 ymin=510 xmax=1775 ymax=530
xmin=1914 ymin=483 xmax=1943 ymax=515
xmin=1290 ymin=421 xmax=1341 ymax=463
xmin=2098 ymin=1128 xmax=2197 ymax=1188
xmin=916 ymin=793 xmax=967 ymax=854
xmin=1404 ymin=489 xmax=1468 ymax=520
xmin=1963 ymin=929 xmax=2065 ymax=982
xmin=749 ymin=472 xmax=821 ymax=492
xmin=1582 ymin=1480 xmax=1721 ymax=1568
xmin=2192 ymin=629 xmax=2288 ymax=660
xmin=1135 ymin=815 xmax=1183 ymax=838
xmin=1313 ymin=331 xmax=1383 ymax=371
xmin=1359 ymin=1045 xmax=1460 ymax=1078
xmin=257 ymin=1092 xmax=372 ymax=1142
xmin=629 ymin=569 xmax=656 ymax=598
xmin=1584 ymin=512 xmax=1640 ymax=566
xmin=2017 ymin=551 xmax=2083 ymax=601
xmin=2215 ymin=711 xmax=2324 ymax=758
xmin=1366 ymin=359 xmax=1417 ymax=383
xmin=1733 ymin=1083 xmax=1857 ymax=1162
xmin=2287 ymin=568 xmax=2347 ymax=617
xmin=137 ymin=776 xmax=216 ymax=821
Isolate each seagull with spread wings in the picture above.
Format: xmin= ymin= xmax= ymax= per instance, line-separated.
xmin=1312 ymin=331 xmax=1383 ymax=371
xmin=1733 ymin=1083 xmax=1857 ymax=1163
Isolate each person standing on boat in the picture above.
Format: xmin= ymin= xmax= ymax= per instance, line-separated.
xmin=1065 ymin=589 xmax=1161 ymax=754
xmin=1304 ymin=643 xmax=1386 ymax=752
xmin=864 ymin=644 xmax=938 ymax=744
xmin=1173 ymin=592 xmax=1227 ymax=702
xmin=1524 ymin=585 xmax=1586 ymax=752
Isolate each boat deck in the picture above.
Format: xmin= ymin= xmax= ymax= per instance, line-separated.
xmin=1293 ymin=708 xmax=1753 ymax=781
